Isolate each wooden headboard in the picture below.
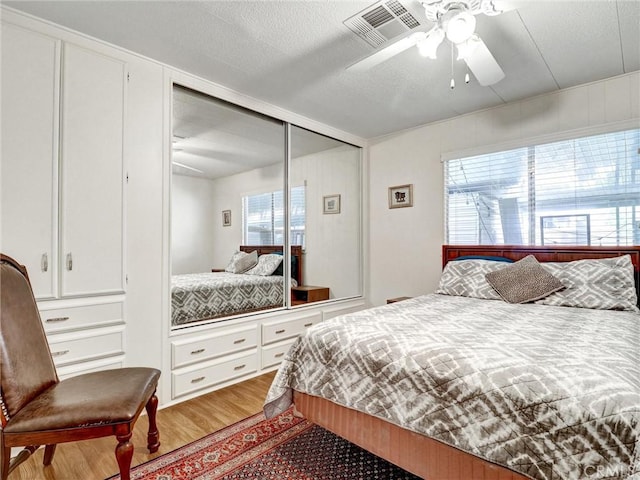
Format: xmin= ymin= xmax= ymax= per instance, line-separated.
xmin=442 ymin=245 xmax=640 ymax=306
xmin=240 ymin=245 xmax=303 ymax=284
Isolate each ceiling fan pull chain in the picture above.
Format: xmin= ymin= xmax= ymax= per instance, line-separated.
xmin=450 ymin=42 xmax=455 ymax=89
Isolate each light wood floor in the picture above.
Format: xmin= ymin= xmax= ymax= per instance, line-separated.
xmin=8 ymin=371 xmax=277 ymax=480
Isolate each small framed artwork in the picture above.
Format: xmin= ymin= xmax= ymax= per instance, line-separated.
xmin=222 ymin=210 xmax=232 ymax=227
xmin=388 ymin=184 xmax=413 ymax=209
xmin=323 ymin=194 xmax=341 ymax=214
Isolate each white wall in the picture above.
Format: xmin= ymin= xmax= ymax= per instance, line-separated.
xmin=368 ymin=71 xmax=640 ymax=307
xmin=171 ymin=174 xmax=217 ymax=274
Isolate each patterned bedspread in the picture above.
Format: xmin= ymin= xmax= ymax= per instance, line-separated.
xmin=264 ymin=294 xmax=640 ymax=480
xmin=171 ymin=272 xmax=293 ymax=326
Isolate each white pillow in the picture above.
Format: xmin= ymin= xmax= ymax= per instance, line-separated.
xmin=436 ymin=259 xmax=505 ymax=300
xmin=245 ymin=254 xmax=283 ymax=276
xmin=225 ymin=250 xmax=258 ymax=274
xmin=535 ymin=255 xmax=638 ymax=312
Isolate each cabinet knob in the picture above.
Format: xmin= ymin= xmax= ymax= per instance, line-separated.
xmin=66 ymin=253 xmax=73 ymax=271
xmin=41 ymin=253 xmax=48 ymax=272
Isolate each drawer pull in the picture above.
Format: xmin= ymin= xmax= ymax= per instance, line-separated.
xmin=233 ymin=338 xmax=246 ymax=344
xmin=191 ymin=376 xmax=205 ymax=383
xmin=275 ymin=329 xmax=285 ymax=334
xmin=191 ymin=348 xmax=205 ymax=355
xmin=274 ymin=352 xmax=285 ymax=358
xmin=51 ymin=350 xmax=69 ymax=357
xmin=46 ymin=316 xmax=70 ymax=323
xmin=234 ymin=364 xmax=246 ymax=371
xmin=304 ymin=323 xmax=313 ymax=327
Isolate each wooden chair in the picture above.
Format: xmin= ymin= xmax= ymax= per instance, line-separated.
xmin=0 ymin=254 xmax=161 ymax=480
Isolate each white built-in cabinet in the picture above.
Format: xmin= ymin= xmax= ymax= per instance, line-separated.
xmin=1 ymin=21 xmax=127 ymax=377
xmin=1 ymin=24 xmax=126 ymax=299
xmin=1 ymin=23 xmax=59 ymax=299
xmin=1 ymin=10 xmax=367 ymax=406
xmin=59 ymin=43 xmax=126 ymax=297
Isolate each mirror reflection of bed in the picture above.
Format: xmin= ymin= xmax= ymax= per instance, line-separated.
xmin=170 ymin=85 xmax=362 ymax=328
xmin=171 ymin=245 xmax=303 ymax=327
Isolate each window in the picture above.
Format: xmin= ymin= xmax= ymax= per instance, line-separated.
xmin=445 ymin=128 xmax=640 ymax=246
xmin=243 ymin=186 xmax=305 ymax=246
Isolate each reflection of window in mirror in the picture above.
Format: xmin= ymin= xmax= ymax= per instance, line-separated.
xmin=242 ymin=185 xmax=305 ymax=248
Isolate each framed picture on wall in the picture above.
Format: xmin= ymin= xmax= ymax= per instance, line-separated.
xmin=388 ymin=184 xmax=413 ymax=208
xmin=323 ymin=194 xmax=341 ymax=214
xmin=222 ymin=210 xmax=231 ymax=227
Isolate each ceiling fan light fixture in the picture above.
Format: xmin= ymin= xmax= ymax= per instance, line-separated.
xmin=445 ymin=10 xmax=476 ymax=44
xmin=456 ymin=34 xmax=480 ymax=60
xmin=417 ymin=27 xmax=444 ymax=58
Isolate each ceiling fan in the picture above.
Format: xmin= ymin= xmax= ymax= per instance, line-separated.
xmin=347 ymin=0 xmax=508 ymax=87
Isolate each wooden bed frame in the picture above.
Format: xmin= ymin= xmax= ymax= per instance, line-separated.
xmin=293 ymin=245 xmax=640 ymax=480
xmin=240 ymin=244 xmax=303 ymax=285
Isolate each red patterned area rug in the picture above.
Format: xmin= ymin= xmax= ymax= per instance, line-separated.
xmin=107 ymin=407 xmax=420 ymax=480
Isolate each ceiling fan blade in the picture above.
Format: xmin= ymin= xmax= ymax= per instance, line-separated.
xmin=463 ymin=36 xmax=505 ymax=86
xmin=346 ymin=31 xmax=428 ymax=72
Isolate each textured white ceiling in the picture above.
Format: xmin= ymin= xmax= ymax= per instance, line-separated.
xmin=4 ymin=0 xmax=639 ymax=139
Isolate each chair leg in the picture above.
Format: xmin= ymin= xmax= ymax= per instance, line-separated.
xmin=43 ymin=444 xmax=56 ymax=466
xmin=115 ymin=431 xmax=134 ymax=480
xmin=145 ymin=392 xmax=160 ymax=453
xmin=1 ymin=444 xmax=9 ymax=480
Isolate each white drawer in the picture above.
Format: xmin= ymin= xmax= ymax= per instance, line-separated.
xmin=47 ymin=326 xmax=125 ymax=367
xmin=171 ymin=325 xmax=258 ymax=369
xmin=172 ymin=350 xmax=258 ymax=398
xmin=262 ymin=312 xmax=321 ymax=345
xmin=57 ymin=356 xmax=125 ymax=380
xmin=261 ymin=338 xmax=296 ymax=369
xmin=40 ymin=302 xmax=124 ymax=333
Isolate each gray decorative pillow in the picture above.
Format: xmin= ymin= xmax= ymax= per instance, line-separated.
xmin=485 ymin=255 xmax=564 ymax=304
xmin=436 ymin=260 xmax=506 ymax=300
xmin=535 ymin=255 xmax=639 ymax=312
xmin=245 ymin=254 xmax=283 ymax=276
xmin=225 ymin=250 xmax=258 ymax=274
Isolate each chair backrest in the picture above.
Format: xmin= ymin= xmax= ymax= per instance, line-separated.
xmin=0 ymin=254 xmax=58 ymax=425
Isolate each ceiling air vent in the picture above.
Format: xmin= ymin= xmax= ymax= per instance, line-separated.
xmin=344 ymin=0 xmax=424 ymax=48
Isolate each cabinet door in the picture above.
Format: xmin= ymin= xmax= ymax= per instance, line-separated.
xmin=1 ymin=24 xmax=59 ymax=299
xmin=60 ymin=44 xmax=126 ymax=297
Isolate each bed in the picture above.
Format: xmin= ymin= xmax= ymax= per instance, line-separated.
xmin=171 ymin=245 xmax=303 ymax=327
xmin=264 ymin=245 xmax=640 ymax=480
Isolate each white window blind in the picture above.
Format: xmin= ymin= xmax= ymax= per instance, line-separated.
xmin=445 ymin=128 xmax=640 ymax=246
xmin=243 ymin=186 xmax=305 ymax=246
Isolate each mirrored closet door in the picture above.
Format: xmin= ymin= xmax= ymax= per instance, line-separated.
xmin=289 ymin=126 xmax=362 ymax=304
xmin=170 ymin=85 xmax=362 ymax=328
xmin=170 ymin=85 xmax=286 ymax=327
